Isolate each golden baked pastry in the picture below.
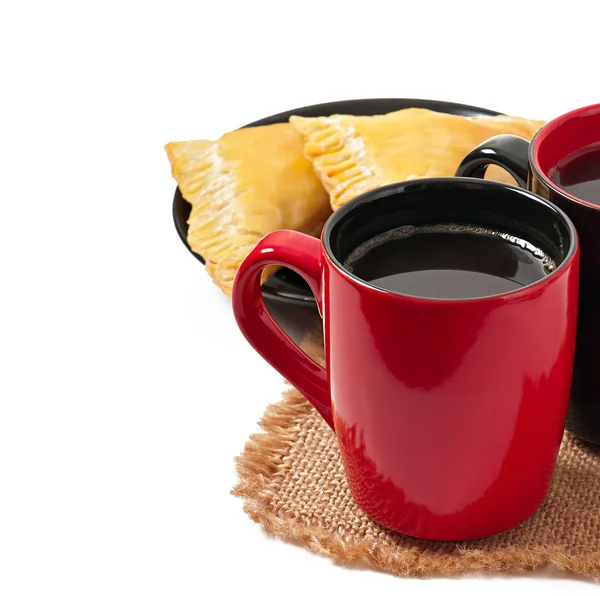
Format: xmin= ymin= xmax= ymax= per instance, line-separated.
xmin=290 ymin=108 xmax=546 ymax=210
xmin=165 ymin=123 xmax=331 ymax=296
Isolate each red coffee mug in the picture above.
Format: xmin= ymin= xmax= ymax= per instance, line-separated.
xmin=456 ymin=104 xmax=600 ymax=446
xmin=232 ymin=178 xmax=579 ymax=541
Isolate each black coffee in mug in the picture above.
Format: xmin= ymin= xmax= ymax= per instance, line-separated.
xmin=343 ymin=224 xmax=557 ymax=299
xmin=549 ymin=142 xmax=600 ymax=206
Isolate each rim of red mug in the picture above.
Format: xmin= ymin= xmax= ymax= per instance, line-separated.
xmin=531 ymin=103 xmax=600 ymax=210
xmin=321 ymin=178 xmax=579 ymax=306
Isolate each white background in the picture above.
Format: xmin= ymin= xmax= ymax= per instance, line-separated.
xmin=1 ymin=1 xmax=598 ymax=594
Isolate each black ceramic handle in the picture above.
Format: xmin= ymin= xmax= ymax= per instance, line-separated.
xmin=455 ymin=134 xmax=531 ymax=189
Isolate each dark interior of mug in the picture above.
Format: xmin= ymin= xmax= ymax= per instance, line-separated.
xmin=534 ymin=104 xmax=600 ymax=180
xmin=324 ymin=178 xmax=575 ymax=276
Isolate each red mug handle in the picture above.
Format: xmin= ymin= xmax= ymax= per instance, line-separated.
xmin=455 ymin=134 xmax=530 ymax=188
xmin=231 ymin=230 xmax=333 ymax=429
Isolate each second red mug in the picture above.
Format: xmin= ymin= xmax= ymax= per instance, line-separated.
xmin=456 ymin=103 xmax=600 ymax=446
xmin=232 ymin=178 xmax=579 ymax=541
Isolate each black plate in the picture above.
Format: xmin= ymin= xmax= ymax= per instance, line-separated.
xmin=173 ymin=98 xmax=501 ymax=306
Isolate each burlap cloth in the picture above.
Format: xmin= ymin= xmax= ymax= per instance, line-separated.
xmin=233 ymin=327 xmax=600 ymax=579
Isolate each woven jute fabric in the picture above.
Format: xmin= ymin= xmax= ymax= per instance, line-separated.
xmin=233 ymin=327 xmax=600 ymax=579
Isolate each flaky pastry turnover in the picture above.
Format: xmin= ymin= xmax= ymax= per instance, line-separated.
xmin=165 ymin=123 xmax=331 ymax=296
xmin=290 ymin=109 xmax=546 ymax=210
